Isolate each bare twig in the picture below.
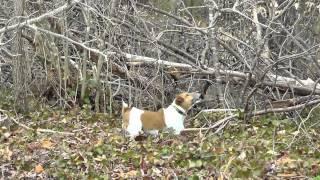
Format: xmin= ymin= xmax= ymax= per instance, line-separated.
xmin=0 ymin=0 xmax=80 ymax=34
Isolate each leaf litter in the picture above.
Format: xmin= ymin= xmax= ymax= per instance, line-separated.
xmin=0 ymin=107 xmax=319 ymax=179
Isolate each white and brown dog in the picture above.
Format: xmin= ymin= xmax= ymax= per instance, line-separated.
xmin=121 ymin=92 xmax=202 ymax=137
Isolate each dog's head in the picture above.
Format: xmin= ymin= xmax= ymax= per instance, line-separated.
xmin=174 ymin=92 xmax=203 ymax=111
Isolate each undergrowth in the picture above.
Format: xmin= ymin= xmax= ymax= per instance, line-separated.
xmin=0 ymin=97 xmax=319 ymax=179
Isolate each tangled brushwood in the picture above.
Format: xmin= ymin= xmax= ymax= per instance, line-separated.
xmin=1 ymin=0 xmax=319 ymax=116
xmin=1 ymin=0 xmax=320 ymax=178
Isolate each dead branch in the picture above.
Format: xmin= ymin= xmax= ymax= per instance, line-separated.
xmin=250 ymin=98 xmax=320 ymax=117
xmin=119 ymin=54 xmax=320 ymax=96
xmin=182 ymin=114 xmax=237 ymax=132
xmin=10 ymin=115 xmax=74 ymax=135
xmin=0 ymin=0 xmax=80 ymax=34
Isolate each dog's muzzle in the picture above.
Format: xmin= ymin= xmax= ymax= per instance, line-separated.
xmin=191 ymin=92 xmax=203 ymax=103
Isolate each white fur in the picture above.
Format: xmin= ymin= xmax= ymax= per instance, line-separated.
xmin=164 ymin=103 xmax=186 ymax=134
xmin=126 ymin=107 xmax=144 ymax=136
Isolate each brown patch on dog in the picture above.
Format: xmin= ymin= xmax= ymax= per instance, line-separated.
xmin=140 ymin=109 xmax=166 ymax=130
xmin=175 ymin=92 xmax=194 ymax=110
xmin=122 ymin=107 xmax=131 ymax=129
xmin=175 ymin=95 xmax=184 ymax=105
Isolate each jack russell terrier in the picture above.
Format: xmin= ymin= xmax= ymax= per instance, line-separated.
xmin=122 ymin=92 xmax=202 ymax=137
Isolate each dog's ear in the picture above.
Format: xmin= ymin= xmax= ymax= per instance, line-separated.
xmin=175 ymin=95 xmax=184 ymax=105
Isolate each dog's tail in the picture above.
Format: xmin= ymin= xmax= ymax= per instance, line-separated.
xmin=122 ymin=100 xmax=129 ymax=117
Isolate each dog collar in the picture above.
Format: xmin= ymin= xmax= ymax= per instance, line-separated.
xmin=172 ymin=104 xmax=187 ymax=116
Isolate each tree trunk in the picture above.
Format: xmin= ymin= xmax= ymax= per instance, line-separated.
xmin=80 ymin=1 xmax=91 ymax=102
xmin=13 ymin=0 xmax=30 ymax=113
xmin=207 ymin=0 xmax=224 ymax=106
xmin=94 ymin=41 xmax=105 ymax=112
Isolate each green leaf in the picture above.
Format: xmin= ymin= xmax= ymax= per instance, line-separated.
xmin=188 ymin=159 xmax=203 ymax=168
xmin=314 ymin=176 xmax=320 ymax=180
xmin=188 ymin=175 xmax=200 ymax=180
xmin=271 ymin=120 xmax=280 ymax=126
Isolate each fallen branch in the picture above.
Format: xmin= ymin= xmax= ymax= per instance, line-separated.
xmin=267 ymin=95 xmax=320 ymax=108
xmin=182 ymin=114 xmax=237 ymax=132
xmin=119 ymin=53 xmax=193 ymax=68
xmin=117 ymin=55 xmax=320 ymax=96
xmin=250 ymin=98 xmax=320 ymax=117
xmin=262 ymin=79 xmax=320 ymax=96
xmin=189 ymin=108 xmax=239 ymax=122
xmin=200 ymin=108 xmax=239 ymax=113
xmin=8 ymin=114 xmax=75 ymax=136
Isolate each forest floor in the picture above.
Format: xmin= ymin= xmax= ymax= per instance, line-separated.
xmin=0 ymin=104 xmax=320 ymax=179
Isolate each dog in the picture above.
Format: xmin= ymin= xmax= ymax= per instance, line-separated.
xmin=121 ymin=92 xmax=202 ymax=137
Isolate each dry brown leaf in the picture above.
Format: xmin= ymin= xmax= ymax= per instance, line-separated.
xmin=94 ymin=139 xmax=104 ymax=147
xmin=35 ymin=164 xmax=44 ymax=174
xmin=276 ymin=155 xmax=295 ymax=165
xmin=27 ymin=142 xmax=41 ymax=152
xmin=127 ymin=170 xmax=138 ymax=176
xmin=41 ymin=139 xmax=54 ymax=149
xmin=312 ymin=164 xmax=320 ymax=176
xmin=3 ymin=146 xmax=13 ymax=161
xmin=277 ymin=173 xmax=297 ymax=177
xmin=121 ymin=170 xmax=138 ymax=178
xmin=218 ymin=174 xmax=226 ymax=180
xmin=213 ymin=147 xmax=224 ymax=154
